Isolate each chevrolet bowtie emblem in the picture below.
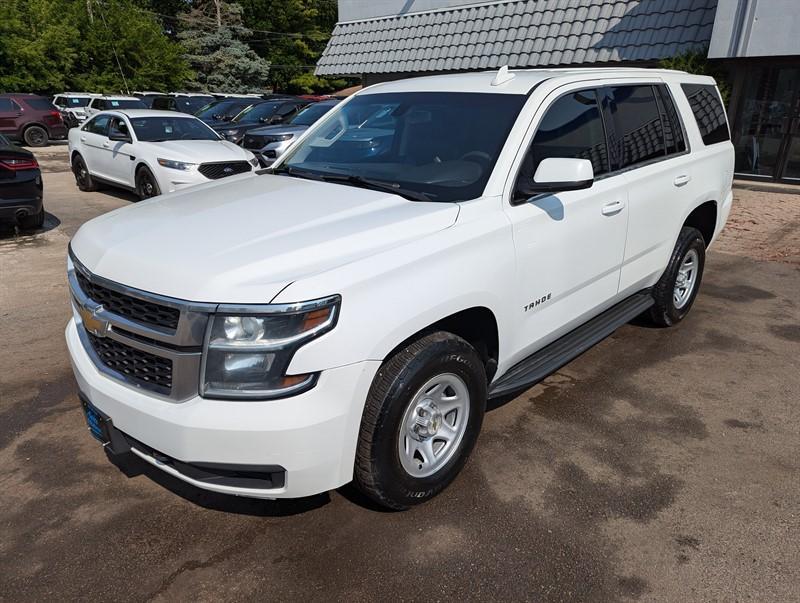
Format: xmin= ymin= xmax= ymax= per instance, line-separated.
xmin=79 ymin=303 xmax=109 ymax=337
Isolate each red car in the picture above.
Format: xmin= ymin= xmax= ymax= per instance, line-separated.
xmin=0 ymin=94 xmax=67 ymax=147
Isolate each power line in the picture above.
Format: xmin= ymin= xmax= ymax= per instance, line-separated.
xmin=94 ymin=0 xmax=130 ymax=94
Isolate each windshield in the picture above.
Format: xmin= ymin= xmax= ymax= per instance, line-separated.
xmin=64 ymin=97 xmax=91 ymax=107
xmin=289 ymin=102 xmax=337 ymax=126
xmin=111 ymin=99 xmax=146 ymax=109
xmin=279 ymin=92 xmax=526 ymax=202
xmin=129 ymin=117 xmax=220 ymax=142
xmin=232 ymin=101 xmax=282 ymax=124
xmin=195 ymin=100 xmax=252 ymax=121
xmin=178 ymin=96 xmax=213 ymax=113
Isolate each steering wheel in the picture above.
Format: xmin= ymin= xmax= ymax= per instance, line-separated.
xmin=460 ymin=151 xmax=492 ymax=168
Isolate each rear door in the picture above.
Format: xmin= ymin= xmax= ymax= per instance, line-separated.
xmin=0 ymin=98 xmax=22 ymax=137
xmin=504 ymin=86 xmax=629 ymax=363
xmin=607 ymin=84 xmax=701 ymax=294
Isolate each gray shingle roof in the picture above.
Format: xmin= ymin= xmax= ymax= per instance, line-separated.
xmin=316 ymin=0 xmax=717 ymax=76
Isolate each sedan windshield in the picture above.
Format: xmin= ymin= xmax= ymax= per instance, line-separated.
xmin=289 ymin=102 xmax=337 ymax=127
xmin=278 ymin=92 xmax=526 ymax=202
xmin=129 ymin=117 xmax=220 ymax=142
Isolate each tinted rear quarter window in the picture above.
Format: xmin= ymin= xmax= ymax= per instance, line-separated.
xmin=524 ymin=89 xmax=609 ymax=180
xmin=0 ymin=98 xmax=15 ymax=112
xmin=654 ymin=85 xmax=687 ymax=155
xmin=681 ymin=84 xmax=729 ymax=145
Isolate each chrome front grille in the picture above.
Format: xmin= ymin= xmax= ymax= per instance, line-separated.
xmin=88 ymin=332 xmax=173 ymax=394
xmin=75 ymin=270 xmax=180 ymax=331
xmin=68 ymin=249 xmax=215 ymax=401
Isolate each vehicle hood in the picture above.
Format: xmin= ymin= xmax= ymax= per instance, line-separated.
xmin=70 ymin=174 xmax=459 ymax=303
xmin=139 ymin=139 xmax=251 ymax=162
xmin=246 ymin=124 xmax=309 ymax=136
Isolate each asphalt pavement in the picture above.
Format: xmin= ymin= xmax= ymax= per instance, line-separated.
xmin=0 ymin=157 xmax=798 ymax=602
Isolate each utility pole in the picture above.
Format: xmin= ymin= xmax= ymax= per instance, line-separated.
xmin=86 ymin=0 xmax=93 ymax=23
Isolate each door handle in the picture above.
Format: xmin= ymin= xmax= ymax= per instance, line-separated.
xmin=673 ymin=174 xmax=691 ymax=187
xmin=102 ymin=142 xmax=110 ymax=148
xmin=80 ymin=136 xmax=86 ymax=142
xmin=601 ymin=200 xmax=625 ymax=216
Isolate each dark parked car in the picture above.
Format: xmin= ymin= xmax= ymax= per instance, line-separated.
xmin=242 ymin=99 xmax=340 ymax=166
xmin=194 ymin=98 xmax=260 ymax=126
xmin=0 ymin=133 xmax=43 ymax=229
xmin=211 ymin=98 xmax=309 ymax=144
xmin=151 ymin=94 xmax=215 ymax=114
xmin=0 ymin=94 xmax=67 ymax=147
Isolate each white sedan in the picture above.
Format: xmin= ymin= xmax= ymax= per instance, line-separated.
xmin=68 ymin=109 xmax=259 ymax=200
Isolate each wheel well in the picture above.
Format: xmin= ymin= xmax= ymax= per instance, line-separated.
xmin=683 ymin=201 xmax=717 ymax=247
xmin=387 ymin=307 xmax=500 ymax=382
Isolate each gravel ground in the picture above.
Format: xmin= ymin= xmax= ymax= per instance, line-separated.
xmin=1 ymin=149 xmax=798 ymax=602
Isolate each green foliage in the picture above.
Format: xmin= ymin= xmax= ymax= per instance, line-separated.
xmin=177 ymin=1 xmax=270 ymax=92
xmin=660 ymin=48 xmax=731 ymax=105
xmin=285 ymin=72 xmax=347 ymax=95
xmin=0 ymin=0 xmax=193 ymax=94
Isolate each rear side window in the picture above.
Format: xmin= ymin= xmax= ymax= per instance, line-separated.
xmin=0 ymin=98 xmax=15 ymax=112
xmin=152 ymin=97 xmax=173 ymax=110
xmin=54 ymin=96 xmax=65 ymax=106
xmin=604 ymin=85 xmax=666 ymax=169
xmin=680 ymin=84 xmax=729 ymax=145
xmin=524 ymin=89 xmax=609 ymax=179
xmin=24 ymin=97 xmax=57 ymax=111
xmin=92 ymin=99 xmax=106 ymax=110
xmin=654 ymin=85 xmax=687 ymax=155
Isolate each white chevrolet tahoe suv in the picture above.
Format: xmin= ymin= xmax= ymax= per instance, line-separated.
xmin=66 ymin=68 xmax=734 ymax=509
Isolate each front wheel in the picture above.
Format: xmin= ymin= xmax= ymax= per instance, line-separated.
xmin=72 ymin=154 xmax=97 ymax=192
xmin=135 ymin=167 xmax=161 ymax=200
xmin=354 ymin=331 xmax=487 ymax=510
xmin=648 ymin=226 xmax=706 ymax=327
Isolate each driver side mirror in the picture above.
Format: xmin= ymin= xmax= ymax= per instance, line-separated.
xmin=515 ymin=158 xmax=594 ymax=200
xmin=109 ymin=130 xmax=131 ymax=143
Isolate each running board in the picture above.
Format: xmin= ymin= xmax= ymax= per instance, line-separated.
xmin=488 ymin=291 xmax=654 ymax=398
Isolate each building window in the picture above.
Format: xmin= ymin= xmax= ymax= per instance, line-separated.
xmin=681 ymin=84 xmax=730 ymax=145
xmin=524 ymin=89 xmax=609 ymax=180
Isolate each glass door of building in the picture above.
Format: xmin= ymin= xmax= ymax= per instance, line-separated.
xmin=732 ymin=65 xmax=800 ymax=182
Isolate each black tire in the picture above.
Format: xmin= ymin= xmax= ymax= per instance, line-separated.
xmin=19 ymin=206 xmax=44 ymax=230
xmin=135 ymin=166 xmax=161 ymax=200
xmin=23 ymin=125 xmax=48 ymax=147
xmin=72 ymin=154 xmax=97 ymax=192
xmin=354 ymin=331 xmax=487 ymax=510
xmin=648 ymin=226 xmax=706 ymax=327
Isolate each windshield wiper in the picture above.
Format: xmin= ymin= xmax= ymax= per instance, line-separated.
xmin=318 ymin=173 xmax=433 ymax=202
xmin=273 ymin=166 xmax=325 ymax=181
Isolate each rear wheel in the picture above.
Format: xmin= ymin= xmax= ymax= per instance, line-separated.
xmin=648 ymin=226 xmax=706 ymax=326
xmin=19 ymin=206 xmax=44 ymax=230
xmin=23 ymin=125 xmax=48 ymax=147
xmin=354 ymin=331 xmax=487 ymax=510
xmin=135 ymin=166 xmax=161 ymax=200
xmin=72 ymin=154 xmax=97 ymax=192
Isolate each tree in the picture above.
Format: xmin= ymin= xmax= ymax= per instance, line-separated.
xmin=178 ymin=1 xmax=270 ymax=92
xmin=237 ymin=0 xmax=347 ymax=92
xmin=0 ymin=0 xmax=193 ymax=95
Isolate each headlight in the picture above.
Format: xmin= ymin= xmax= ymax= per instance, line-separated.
xmin=266 ymin=134 xmax=293 ymax=143
xmin=201 ymin=295 xmax=340 ymax=400
xmin=224 ymin=129 xmax=240 ymax=137
xmin=157 ymin=158 xmax=196 ymax=171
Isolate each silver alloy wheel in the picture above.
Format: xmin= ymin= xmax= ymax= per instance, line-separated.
xmin=673 ymin=248 xmax=699 ymax=309
xmin=397 ymin=373 xmax=470 ymax=478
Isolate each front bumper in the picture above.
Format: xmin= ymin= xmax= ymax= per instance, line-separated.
xmin=67 ymin=318 xmax=380 ymax=499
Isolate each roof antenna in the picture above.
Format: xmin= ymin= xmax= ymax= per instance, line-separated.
xmin=491 ymin=65 xmax=515 ymax=86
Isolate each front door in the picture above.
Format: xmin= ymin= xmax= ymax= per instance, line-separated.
xmin=505 ymin=87 xmax=629 ymax=365
xmin=732 ymin=64 xmax=800 ymax=183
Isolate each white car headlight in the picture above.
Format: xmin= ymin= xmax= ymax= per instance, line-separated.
xmin=157 ymin=158 xmax=196 ymax=171
xmin=201 ymin=295 xmax=340 ymax=400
